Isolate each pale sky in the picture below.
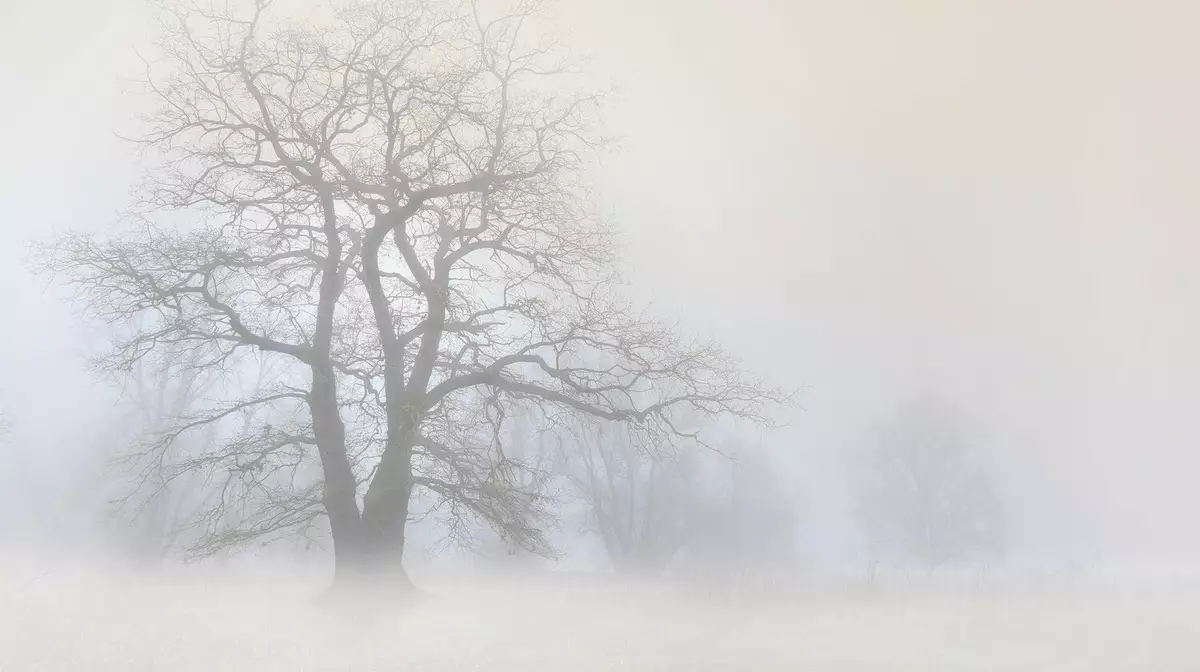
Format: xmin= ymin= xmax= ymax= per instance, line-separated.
xmin=4 ymin=0 xmax=1200 ymax=568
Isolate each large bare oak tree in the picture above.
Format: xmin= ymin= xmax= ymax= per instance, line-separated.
xmin=41 ymin=0 xmax=787 ymax=592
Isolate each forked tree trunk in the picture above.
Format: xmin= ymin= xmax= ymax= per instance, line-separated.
xmin=311 ymin=367 xmax=421 ymax=592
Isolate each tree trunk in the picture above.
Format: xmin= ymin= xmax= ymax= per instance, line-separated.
xmin=309 ymin=365 xmax=365 ymax=585
xmin=357 ymin=429 xmax=416 ymax=591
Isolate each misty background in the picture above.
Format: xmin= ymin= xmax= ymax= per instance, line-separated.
xmin=3 ymin=0 xmax=1200 ymax=575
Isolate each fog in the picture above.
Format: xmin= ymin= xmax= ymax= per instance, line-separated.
xmin=4 ymin=0 xmax=1200 ymax=667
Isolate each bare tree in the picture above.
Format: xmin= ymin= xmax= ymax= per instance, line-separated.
xmin=558 ymin=422 xmax=707 ymax=575
xmin=40 ymin=0 xmax=787 ymax=592
xmin=850 ymin=397 xmax=1005 ymax=573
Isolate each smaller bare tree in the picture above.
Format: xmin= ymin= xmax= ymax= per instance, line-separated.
xmin=559 ymin=422 xmax=705 ymax=575
xmin=850 ymin=397 xmax=1005 ymax=574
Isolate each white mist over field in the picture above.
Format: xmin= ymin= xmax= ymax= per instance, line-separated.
xmin=5 ymin=558 xmax=1200 ymax=670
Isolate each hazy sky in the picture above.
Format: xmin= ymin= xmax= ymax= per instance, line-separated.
xmin=4 ymin=0 xmax=1200 ymax=567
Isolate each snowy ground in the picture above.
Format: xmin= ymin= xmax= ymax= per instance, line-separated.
xmin=3 ymin=557 xmax=1200 ymax=670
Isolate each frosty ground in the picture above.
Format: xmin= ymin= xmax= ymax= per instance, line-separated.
xmin=3 ymin=557 xmax=1198 ymax=671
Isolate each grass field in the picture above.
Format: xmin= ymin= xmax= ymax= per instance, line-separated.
xmin=3 ymin=557 xmax=1199 ymax=670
